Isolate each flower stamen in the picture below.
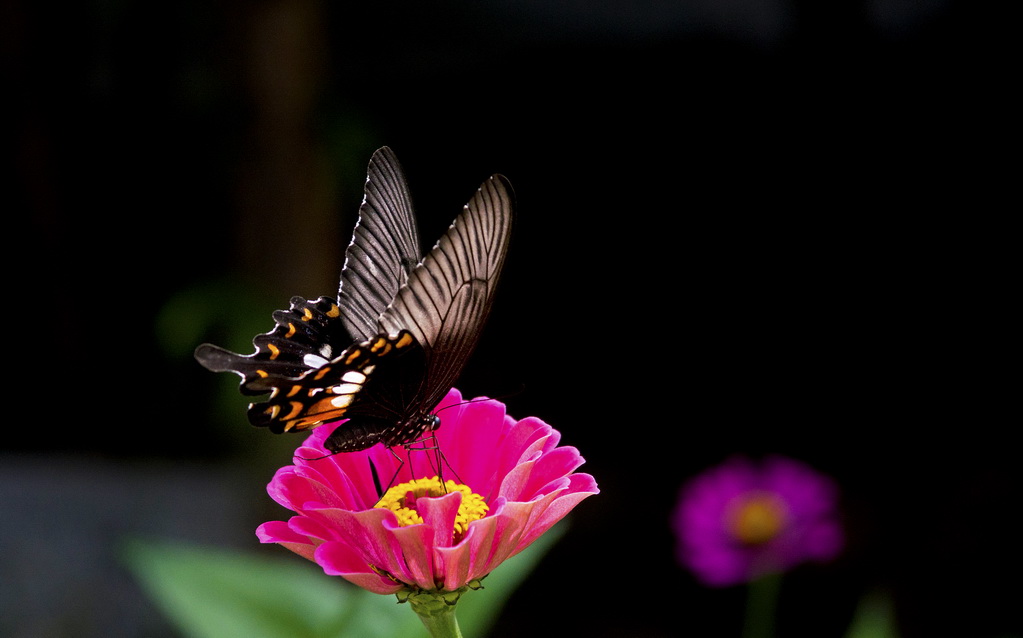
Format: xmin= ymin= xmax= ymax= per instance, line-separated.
xmin=376 ymin=476 xmax=489 ymax=540
xmin=726 ymin=491 xmax=788 ymax=545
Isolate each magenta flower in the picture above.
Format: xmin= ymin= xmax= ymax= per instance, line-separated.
xmin=672 ymin=455 xmax=843 ymax=587
xmin=256 ymin=388 xmax=598 ymax=597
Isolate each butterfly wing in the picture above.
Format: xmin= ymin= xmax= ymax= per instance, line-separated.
xmin=321 ymin=173 xmax=514 ymax=453
xmin=194 ymin=296 xmax=350 ymax=396
xmin=377 ymin=173 xmax=515 ymax=414
xmin=338 ymin=146 xmax=422 ymax=342
xmin=194 ymin=146 xmax=419 ymax=422
xmin=244 ymin=330 xmax=423 ymax=436
xmin=194 ymin=148 xmax=513 ymax=450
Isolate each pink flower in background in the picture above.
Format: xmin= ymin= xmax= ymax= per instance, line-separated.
xmin=672 ymin=455 xmax=843 ymax=587
xmin=257 ymin=388 xmax=599 ymax=595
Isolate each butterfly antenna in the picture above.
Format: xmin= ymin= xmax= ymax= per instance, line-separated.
xmin=294 ymin=449 xmax=337 ymax=462
xmin=432 ymin=385 xmax=526 ymax=417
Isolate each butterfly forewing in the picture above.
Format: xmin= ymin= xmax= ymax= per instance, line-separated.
xmin=378 ymin=174 xmax=514 ymax=413
xmin=338 ymin=147 xmax=422 ymax=342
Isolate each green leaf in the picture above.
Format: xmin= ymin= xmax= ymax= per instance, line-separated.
xmin=122 ymin=538 xmax=399 ymax=638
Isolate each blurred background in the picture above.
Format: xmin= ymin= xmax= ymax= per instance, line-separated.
xmin=4 ymin=0 xmax=1017 ymax=636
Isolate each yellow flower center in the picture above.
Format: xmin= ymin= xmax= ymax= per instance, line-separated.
xmin=726 ymin=492 xmax=788 ymax=545
xmin=374 ymin=476 xmax=489 ymax=541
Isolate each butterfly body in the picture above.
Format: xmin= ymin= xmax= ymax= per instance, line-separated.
xmin=194 ymin=147 xmax=513 ymax=454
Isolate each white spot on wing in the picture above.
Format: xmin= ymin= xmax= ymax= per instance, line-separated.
xmin=342 ymin=370 xmax=366 ymax=384
xmin=331 ymin=383 xmax=361 ymax=396
xmin=304 ymin=354 xmax=329 ymax=368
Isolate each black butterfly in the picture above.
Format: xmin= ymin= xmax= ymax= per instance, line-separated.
xmin=194 ymin=147 xmax=514 ymax=454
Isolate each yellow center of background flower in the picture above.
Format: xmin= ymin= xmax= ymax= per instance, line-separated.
xmin=727 ymin=492 xmax=788 ymax=545
xmin=375 ymin=476 xmax=489 ymax=540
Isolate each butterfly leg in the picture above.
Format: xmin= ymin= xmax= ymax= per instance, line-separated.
xmin=378 ymin=445 xmax=409 ymax=495
xmin=403 ymin=434 xmax=463 ymax=491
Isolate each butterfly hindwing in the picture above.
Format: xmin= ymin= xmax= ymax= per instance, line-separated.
xmin=194 ymin=296 xmax=351 ymax=395
xmin=245 ymin=330 xmax=421 ymax=436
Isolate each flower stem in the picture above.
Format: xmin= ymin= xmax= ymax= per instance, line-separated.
xmin=742 ymin=572 xmax=782 ymax=638
xmin=401 ymin=588 xmax=470 ymax=638
xmin=413 ymin=603 xmax=462 ymax=638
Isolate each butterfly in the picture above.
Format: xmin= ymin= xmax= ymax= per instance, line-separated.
xmin=194 ymin=146 xmax=514 ymax=455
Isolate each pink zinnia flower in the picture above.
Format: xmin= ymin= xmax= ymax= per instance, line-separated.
xmin=256 ymin=388 xmax=598 ymax=597
xmin=672 ymin=455 xmax=843 ymax=587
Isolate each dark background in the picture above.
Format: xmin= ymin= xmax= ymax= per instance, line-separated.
xmin=4 ymin=1 xmax=1017 ymax=637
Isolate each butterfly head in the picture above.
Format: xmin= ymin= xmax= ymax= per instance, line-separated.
xmin=427 ymin=413 xmax=441 ymax=432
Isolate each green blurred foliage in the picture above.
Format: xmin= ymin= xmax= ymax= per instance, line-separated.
xmin=121 ymin=523 xmax=566 ymax=638
xmin=844 ymin=589 xmax=900 ymax=638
